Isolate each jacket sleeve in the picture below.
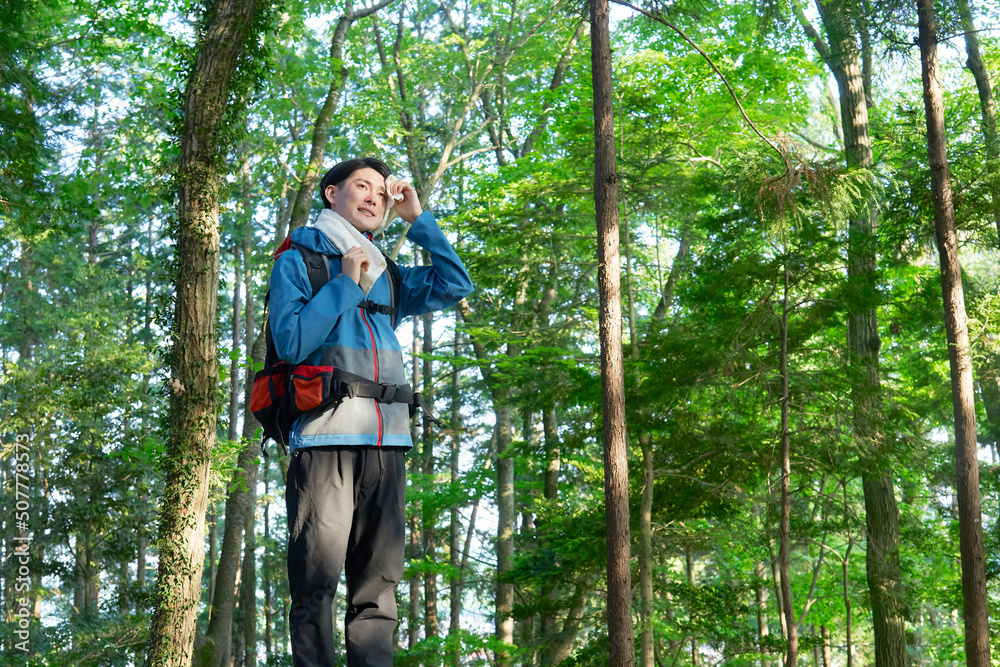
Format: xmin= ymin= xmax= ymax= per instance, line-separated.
xmin=396 ymin=210 xmax=474 ymax=321
xmin=269 ymin=250 xmax=366 ymax=364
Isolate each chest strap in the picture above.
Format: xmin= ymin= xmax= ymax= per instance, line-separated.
xmin=359 ymin=300 xmax=397 ymax=317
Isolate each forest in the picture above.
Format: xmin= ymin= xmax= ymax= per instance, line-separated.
xmin=1 ymin=0 xmax=999 ymax=665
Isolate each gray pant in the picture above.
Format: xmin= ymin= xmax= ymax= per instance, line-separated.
xmin=286 ymin=446 xmax=406 ymax=667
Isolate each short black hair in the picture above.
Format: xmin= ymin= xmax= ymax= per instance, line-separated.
xmin=319 ymin=158 xmax=391 ymax=208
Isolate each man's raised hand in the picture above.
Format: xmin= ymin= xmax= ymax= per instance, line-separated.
xmin=390 ymin=180 xmax=422 ymax=223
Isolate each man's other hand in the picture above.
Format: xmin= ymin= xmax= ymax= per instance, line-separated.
xmin=342 ymin=246 xmax=370 ymax=286
xmin=390 ymin=180 xmax=423 ymax=223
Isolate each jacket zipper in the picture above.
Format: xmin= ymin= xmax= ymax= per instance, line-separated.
xmin=360 ymin=308 xmax=383 ymax=446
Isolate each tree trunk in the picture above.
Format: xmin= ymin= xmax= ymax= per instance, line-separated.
xmin=918 ymin=4 xmax=992 ymax=664
xmin=229 ymin=243 xmax=242 ymax=441
xmin=768 ymin=540 xmax=787 ymax=642
xmin=543 ymin=405 xmax=560 ymax=503
xmin=777 ymin=264 xmax=797 ymax=667
xmin=652 ymin=229 xmax=690 ymax=320
xmin=408 ymin=314 xmax=421 ymax=648
xmin=448 ymin=322 xmax=463 ymax=667
xmin=591 ymin=1 xmax=635 ymax=664
xmin=199 ymin=311 xmax=263 ymax=667
xmin=495 ymin=405 xmax=515 ymax=666
xmin=841 ymin=482 xmax=855 ymax=667
xmin=421 ymin=309 xmax=439 ymax=639
xmin=242 ymin=471 xmax=258 ymax=667
xmin=263 ymin=465 xmax=273 ymax=662
xmin=754 ymin=557 xmax=771 ymax=666
xmin=794 ymin=3 xmax=907 ymax=665
xmin=145 ymin=0 xmax=266 ymax=663
xmin=208 ymin=506 xmax=218 ymax=611
xmin=686 ymin=550 xmax=700 ymax=667
xmin=639 ymin=435 xmax=654 ymax=667
xmin=199 ymin=446 xmax=261 ymax=667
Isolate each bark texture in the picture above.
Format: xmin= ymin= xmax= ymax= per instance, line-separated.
xmin=145 ymin=0 xmax=267 ymax=663
xmin=591 ymin=1 xmax=635 ymax=664
xmin=918 ymin=3 xmax=992 ymax=664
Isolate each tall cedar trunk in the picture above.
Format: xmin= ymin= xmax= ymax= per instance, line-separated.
xmin=841 ymin=482 xmax=855 ymax=667
xmin=642 ymin=229 xmax=685 ymax=667
xmin=228 ymin=243 xmax=242 ymax=441
xmin=639 ymin=435 xmax=654 ymax=667
xmin=777 ymin=266 xmax=797 ymax=667
xmin=200 ymin=445 xmax=260 ymax=667
xmin=769 ymin=541 xmax=787 ymax=641
xmin=263 ymin=466 xmax=273 ymax=661
xmin=448 ymin=322 xmax=463 ymax=667
xmin=796 ymin=3 xmax=908 ymax=664
xmin=421 ymin=309 xmax=438 ymax=638
xmin=495 ymin=405 xmax=515 ymax=666
xmin=918 ymin=3 xmax=992 ymax=664
xmin=518 ymin=412 xmax=537 ymax=667
xmin=754 ymin=558 xmax=771 ymax=667
xmin=591 ymin=1 xmax=635 ymax=664
xmin=652 ymin=230 xmax=690 ymax=319
xmin=145 ymin=2 xmax=265 ymax=661
xmin=199 ymin=295 xmax=263 ymax=667
xmin=408 ymin=314 xmax=421 ymax=647
xmin=539 ymin=404 xmax=561 ymax=646
xmin=686 ymin=550 xmax=699 ymax=667
xmin=543 ymin=406 xmax=560 ymax=502
xmin=623 ymin=207 xmax=638 ymax=358
xmin=242 ymin=470 xmax=258 ymax=667
xmin=208 ymin=507 xmax=218 ymax=610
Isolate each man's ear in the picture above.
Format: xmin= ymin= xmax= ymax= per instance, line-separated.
xmin=325 ymin=184 xmax=337 ymax=207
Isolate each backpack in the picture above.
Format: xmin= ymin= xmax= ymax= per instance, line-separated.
xmin=249 ymin=240 xmax=439 ymax=456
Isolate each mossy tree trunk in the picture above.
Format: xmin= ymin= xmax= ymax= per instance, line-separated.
xmin=145 ymin=0 xmax=269 ymax=664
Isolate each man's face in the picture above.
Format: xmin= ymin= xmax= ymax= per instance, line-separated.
xmin=325 ymin=167 xmax=389 ymax=233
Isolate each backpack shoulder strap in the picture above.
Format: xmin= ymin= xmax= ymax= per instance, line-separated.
xmin=292 ymin=242 xmax=334 ymax=297
xmin=381 ymin=251 xmax=402 ymax=286
xmin=381 ymin=251 xmax=402 ymax=327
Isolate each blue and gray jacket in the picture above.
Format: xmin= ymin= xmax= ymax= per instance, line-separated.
xmin=269 ymin=210 xmax=473 ymax=452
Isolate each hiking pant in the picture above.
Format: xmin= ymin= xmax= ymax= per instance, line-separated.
xmin=286 ymin=446 xmax=406 ymax=667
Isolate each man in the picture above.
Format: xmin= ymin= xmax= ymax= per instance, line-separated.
xmin=269 ymin=157 xmax=473 ymax=666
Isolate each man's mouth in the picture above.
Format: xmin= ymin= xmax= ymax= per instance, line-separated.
xmin=358 ymin=207 xmax=375 ymax=218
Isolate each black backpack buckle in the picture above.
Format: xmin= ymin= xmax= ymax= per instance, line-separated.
xmin=377 ymin=383 xmax=399 ymax=402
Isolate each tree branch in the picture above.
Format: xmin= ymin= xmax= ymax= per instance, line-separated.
xmin=612 ymin=0 xmax=788 ymax=170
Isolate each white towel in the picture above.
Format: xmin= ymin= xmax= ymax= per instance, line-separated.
xmin=373 ymin=175 xmax=406 ymax=237
xmin=312 ymin=208 xmax=386 ymax=295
